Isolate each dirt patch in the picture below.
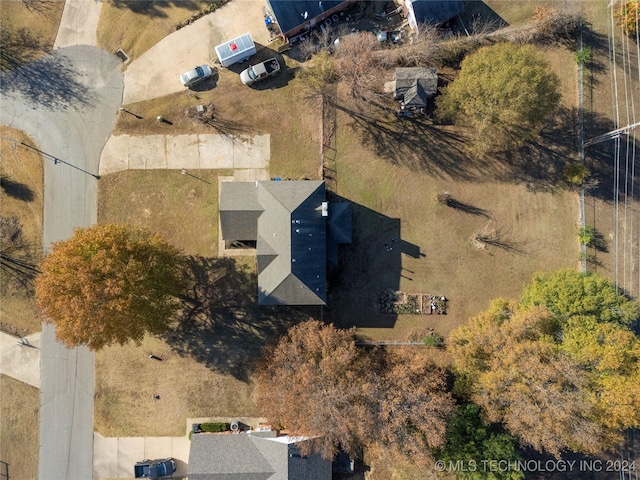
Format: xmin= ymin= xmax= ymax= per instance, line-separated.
xmin=0 ymin=374 xmax=39 ymax=479
xmin=0 ymin=128 xmax=44 ymax=335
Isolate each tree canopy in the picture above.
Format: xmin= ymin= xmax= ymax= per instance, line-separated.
xmin=256 ymin=321 xmax=454 ymax=462
xmin=435 ymin=404 xmax=523 ymax=480
xmin=450 ymin=271 xmax=640 ymax=457
xmin=35 ymin=224 xmax=187 ymax=350
xmin=437 ymin=43 xmax=561 ymax=153
xmin=615 ymin=0 xmax=639 ymax=37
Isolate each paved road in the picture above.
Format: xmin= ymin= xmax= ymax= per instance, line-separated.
xmin=0 ymin=45 xmax=123 ymax=480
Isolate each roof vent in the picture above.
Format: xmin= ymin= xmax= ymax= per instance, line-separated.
xmin=292 ymin=258 xmax=296 ymax=262
xmin=321 ymin=201 xmax=329 ymax=217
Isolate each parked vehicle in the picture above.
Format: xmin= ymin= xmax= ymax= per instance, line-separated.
xmin=134 ymin=458 xmax=176 ymax=478
xmin=215 ymin=33 xmax=257 ymax=67
xmin=240 ymin=58 xmax=281 ymax=86
xmin=180 ymin=65 xmax=214 ymax=87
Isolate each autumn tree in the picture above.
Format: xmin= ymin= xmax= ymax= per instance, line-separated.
xmin=437 ymin=43 xmax=561 ymax=154
xmin=450 ymin=271 xmax=640 ymax=457
xmin=615 ymin=0 xmax=639 ymax=37
xmin=35 ymin=224 xmax=187 ymax=350
xmin=256 ymin=322 xmax=454 ymax=463
xmin=256 ymin=321 xmax=369 ymax=458
xmin=333 ymin=31 xmax=380 ymax=98
xmin=364 ymin=347 xmax=455 ymax=466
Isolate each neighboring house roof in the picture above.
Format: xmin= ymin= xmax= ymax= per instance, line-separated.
xmin=266 ymin=0 xmax=349 ymax=36
xmin=188 ymin=434 xmax=332 ymax=480
xmin=408 ymin=0 xmax=464 ymax=26
xmin=220 ymin=181 xmax=351 ymax=306
xmin=394 ymin=67 xmax=438 ymax=108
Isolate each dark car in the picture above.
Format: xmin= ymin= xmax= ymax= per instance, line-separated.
xmin=134 ymin=458 xmax=176 ymax=478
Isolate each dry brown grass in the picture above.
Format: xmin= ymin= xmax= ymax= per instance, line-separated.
xmin=94 ymin=333 xmax=257 ymax=436
xmin=115 ymin=66 xmax=321 ymax=180
xmin=0 ymin=375 xmax=39 ymax=479
xmin=329 ymin=43 xmax=581 ymax=342
xmin=0 ymin=127 xmax=44 ymax=335
xmin=98 ymin=169 xmax=227 ymax=257
xmin=97 ymin=1 xmax=209 ymax=63
xmin=0 ymin=0 xmax=64 ymax=65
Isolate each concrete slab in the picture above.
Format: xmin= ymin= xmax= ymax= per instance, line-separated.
xmin=0 ymin=331 xmax=41 ymax=388
xmin=130 ymin=135 xmax=165 ymax=170
xmin=93 ymin=433 xmax=117 ymax=480
xmin=234 ymin=168 xmax=269 ymax=182
xmin=100 ymin=135 xmax=130 ymax=175
xmin=167 ymin=134 xmax=199 ymax=169
xmin=199 ymin=134 xmax=235 ymax=169
xmin=144 ymin=436 xmax=172 ymax=460
xmin=54 ymin=0 xmax=102 ymax=49
xmin=116 ymin=438 xmax=145 ymax=478
xmin=233 ymin=134 xmax=270 ymax=169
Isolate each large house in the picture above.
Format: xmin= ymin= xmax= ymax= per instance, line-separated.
xmin=188 ymin=432 xmax=332 ymax=480
xmin=266 ymin=0 xmax=356 ymax=40
xmin=403 ymin=0 xmax=464 ymax=32
xmin=219 ymin=180 xmax=351 ymax=306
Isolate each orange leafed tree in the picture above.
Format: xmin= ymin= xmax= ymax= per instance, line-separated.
xmin=256 ymin=321 xmax=369 ymax=458
xmin=364 ymin=347 xmax=455 ymax=466
xmin=256 ymin=321 xmax=453 ymax=463
xmin=35 ymin=224 xmax=187 ymax=350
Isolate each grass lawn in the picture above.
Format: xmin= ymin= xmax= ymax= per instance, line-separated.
xmin=98 ymin=169 xmax=228 ymax=257
xmin=330 ymin=40 xmax=581 ymax=341
xmin=115 ymin=66 xmax=321 ymax=180
xmin=97 ymin=1 xmax=209 ymax=63
xmin=0 ymin=127 xmax=44 ymax=335
xmin=0 ymin=0 xmax=64 ymax=69
xmin=0 ymin=375 xmax=39 ymax=480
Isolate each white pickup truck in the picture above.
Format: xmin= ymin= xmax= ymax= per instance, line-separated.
xmin=240 ymin=58 xmax=281 ymax=86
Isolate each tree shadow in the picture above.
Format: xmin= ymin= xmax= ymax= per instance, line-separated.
xmin=446 ymin=198 xmax=490 ymax=217
xmin=587 ymin=227 xmax=609 ymax=253
xmin=111 ymin=0 xmax=203 ymax=17
xmin=165 ymin=256 xmax=309 ymax=381
xmin=0 ymin=175 xmax=35 ymax=202
xmin=1 ymin=50 xmax=94 ymax=111
xmin=0 ymin=28 xmax=44 ymax=72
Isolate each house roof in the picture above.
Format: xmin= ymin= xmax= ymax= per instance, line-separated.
xmin=394 ymin=67 xmax=437 ymax=108
xmin=220 ymin=182 xmax=263 ymax=241
xmin=257 ymin=181 xmax=326 ymax=305
xmin=220 ymin=181 xmax=332 ymax=306
xmin=266 ymin=0 xmax=349 ymax=36
xmin=187 ymin=434 xmax=331 ymax=480
xmin=408 ymin=0 xmax=464 ymax=26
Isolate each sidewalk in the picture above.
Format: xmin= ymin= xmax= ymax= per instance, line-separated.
xmin=0 ymin=331 xmax=41 ymax=388
xmin=99 ymin=133 xmax=270 ymax=181
xmin=54 ymin=0 xmax=103 ymax=49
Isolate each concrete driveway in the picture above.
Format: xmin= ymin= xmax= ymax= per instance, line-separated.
xmin=123 ymin=0 xmax=272 ymax=104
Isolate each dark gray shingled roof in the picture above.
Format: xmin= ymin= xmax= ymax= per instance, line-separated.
xmin=220 ymin=182 xmax=263 ymax=242
xmin=219 ymin=181 xmax=330 ymax=306
xmin=187 ymin=434 xmax=331 ymax=480
xmin=409 ymin=0 xmax=464 ymax=25
xmin=394 ymin=67 xmax=438 ymax=107
xmin=257 ymin=181 xmax=326 ymax=305
xmin=266 ymin=0 xmax=349 ymax=36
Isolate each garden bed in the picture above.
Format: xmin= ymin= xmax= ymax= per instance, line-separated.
xmin=377 ymin=290 xmax=447 ymax=315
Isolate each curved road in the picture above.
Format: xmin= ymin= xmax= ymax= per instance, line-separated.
xmin=0 ymin=45 xmax=123 ymax=480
